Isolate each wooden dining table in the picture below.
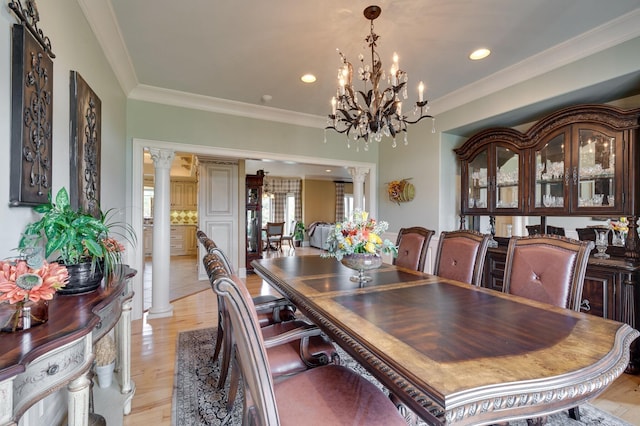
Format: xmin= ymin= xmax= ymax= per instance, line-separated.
xmin=252 ymin=255 xmax=639 ymax=425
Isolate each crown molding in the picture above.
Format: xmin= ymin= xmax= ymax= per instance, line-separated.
xmin=128 ymin=84 xmax=328 ymax=128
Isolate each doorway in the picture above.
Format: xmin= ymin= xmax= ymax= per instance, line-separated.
xmin=130 ymin=138 xmax=377 ymax=320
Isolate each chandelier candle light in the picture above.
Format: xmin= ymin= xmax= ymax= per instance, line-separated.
xmin=326 ymin=5 xmax=434 ymax=151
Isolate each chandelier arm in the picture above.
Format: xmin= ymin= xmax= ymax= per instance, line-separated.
xmin=403 ymin=112 xmax=434 ymax=125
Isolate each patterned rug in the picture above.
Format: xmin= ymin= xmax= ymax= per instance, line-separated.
xmin=172 ymin=327 xmax=631 ymax=426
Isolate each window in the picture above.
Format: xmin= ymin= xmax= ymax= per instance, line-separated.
xmin=285 ymin=194 xmax=295 ymax=234
xmin=143 ymin=187 xmax=154 ymax=218
xmin=261 ymin=193 xmax=274 ymax=228
xmin=343 ymin=194 xmax=354 ymax=220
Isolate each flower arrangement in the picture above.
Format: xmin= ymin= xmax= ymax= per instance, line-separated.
xmin=0 ymin=259 xmax=68 ymax=332
xmin=610 ymin=217 xmax=629 ymax=246
xmin=0 ymin=259 xmax=68 ymax=305
xmin=322 ymin=210 xmax=397 ymax=261
xmin=387 ymin=178 xmax=415 ymax=205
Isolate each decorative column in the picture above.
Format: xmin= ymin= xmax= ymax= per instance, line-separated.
xmin=348 ymin=167 xmax=369 ymax=211
xmin=148 ymin=148 xmax=175 ymax=319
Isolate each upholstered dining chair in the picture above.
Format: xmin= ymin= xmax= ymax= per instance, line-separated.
xmin=576 ymin=226 xmax=613 ymax=245
xmin=280 ymin=220 xmax=296 ymax=251
xmin=392 ymin=226 xmax=435 ymax=272
xmin=266 ymin=222 xmax=285 ymax=251
xmin=206 ymin=252 xmax=407 ymax=426
xmin=196 ymin=230 xmax=297 ymax=384
xmin=525 ymin=224 xmax=541 ymax=236
xmin=546 ymin=225 xmax=566 ymax=236
xmin=433 ymin=230 xmax=490 ymax=286
xmin=502 ymin=234 xmax=594 ymax=422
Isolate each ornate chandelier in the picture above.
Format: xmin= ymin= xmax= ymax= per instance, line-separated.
xmin=326 ymin=5 xmax=434 ymax=151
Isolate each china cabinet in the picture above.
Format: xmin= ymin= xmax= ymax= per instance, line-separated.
xmin=246 ymin=170 xmax=265 ymax=272
xmin=455 ymin=104 xmax=640 ymax=255
xmin=456 ymin=104 xmax=640 ymax=373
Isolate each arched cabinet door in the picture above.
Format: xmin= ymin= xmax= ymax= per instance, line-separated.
xmin=457 ymin=128 xmax=525 ymax=215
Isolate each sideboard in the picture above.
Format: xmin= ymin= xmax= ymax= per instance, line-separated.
xmin=0 ymin=266 xmax=136 ymax=425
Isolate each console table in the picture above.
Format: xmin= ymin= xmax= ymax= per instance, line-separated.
xmin=0 ymin=266 xmax=136 ymax=425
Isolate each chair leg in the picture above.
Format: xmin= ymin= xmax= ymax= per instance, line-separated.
xmin=226 ymin=352 xmax=240 ymax=412
xmin=217 ymin=315 xmax=233 ymax=389
xmin=212 ymin=311 xmax=224 ymax=362
xmin=569 ymin=407 xmax=580 ymax=421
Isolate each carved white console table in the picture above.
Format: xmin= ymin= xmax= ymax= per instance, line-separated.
xmin=0 ymin=266 xmax=136 ymax=426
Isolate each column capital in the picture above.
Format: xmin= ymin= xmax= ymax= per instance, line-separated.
xmin=148 ymin=148 xmax=175 ymax=170
xmin=348 ymin=167 xmax=369 ymax=183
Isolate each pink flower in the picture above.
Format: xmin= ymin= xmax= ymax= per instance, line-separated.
xmin=0 ymin=260 xmax=68 ymax=304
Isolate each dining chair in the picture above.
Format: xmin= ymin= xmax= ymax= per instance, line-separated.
xmin=196 ymin=231 xmax=297 ymax=379
xmin=576 ymin=226 xmax=612 ymax=245
xmin=392 ymin=226 xmax=435 ymax=272
xmin=433 ymin=230 xmax=490 ymax=286
xmin=266 ymin=222 xmax=285 ymax=252
xmin=502 ymin=234 xmax=594 ymax=422
xmin=546 ymin=225 xmax=566 ymax=236
xmin=203 ymin=252 xmax=339 ymax=411
xmin=280 ymin=220 xmax=296 ymax=251
xmin=206 ymin=252 xmax=407 ymax=426
xmin=525 ymin=224 xmax=541 ymax=236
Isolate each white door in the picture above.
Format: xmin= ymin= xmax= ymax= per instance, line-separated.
xmin=198 ymin=160 xmax=239 ymax=279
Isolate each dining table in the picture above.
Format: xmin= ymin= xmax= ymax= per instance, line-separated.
xmin=252 ymin=255 xmax=639 ymax=425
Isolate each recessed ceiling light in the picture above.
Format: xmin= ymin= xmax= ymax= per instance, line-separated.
xmin=325 ymin=169 xmax=332 ymax=173
xmin=301 ymin=74 xmax=316 ymax=83
xmin=469 ymin=48 xmax=491 ymax=60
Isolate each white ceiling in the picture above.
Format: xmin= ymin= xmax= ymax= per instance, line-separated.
xmin=86 ymin=0 xmax=640 ymax=180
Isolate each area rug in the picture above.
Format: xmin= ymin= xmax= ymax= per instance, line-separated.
xmin=172 ymin=327 xmax=632 ymax=426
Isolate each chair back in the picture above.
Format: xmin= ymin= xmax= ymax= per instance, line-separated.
xmin=204 ymin=253 xmax=280 ymax=425
xmin=266 ymin=222 xmax=285 ymax=238
xmin=196 ymin=230 xmax=233 ymax=272
xmin=546 ymin=225 xmax=565 ymax=236
xmin=392 ymin=226 xmax=434 ymax=272
xmin=576 ymin=226 xmax=613 ymax=245
xmin=526 ymin=225 xmax=541 ymax=236
xmin=502 ymin=235 xmax=594 ymax=311
xmin=433 ymin=230 xmax=490 ymax=286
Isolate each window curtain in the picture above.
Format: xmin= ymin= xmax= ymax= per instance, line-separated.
xmin=264 ymin=177 xmax=302 ymax=222
xmin=335 ymin=182 xmax=345 ymax=222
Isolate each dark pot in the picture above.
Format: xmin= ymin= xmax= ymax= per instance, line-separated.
xmin=59 ymin=261 xmax=104 ymax=295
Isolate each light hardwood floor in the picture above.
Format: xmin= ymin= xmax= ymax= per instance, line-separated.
xmin=124 ymin=247 xmax=640 ymax=425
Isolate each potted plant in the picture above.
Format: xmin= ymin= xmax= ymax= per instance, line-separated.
xmin=19 ymin=187 xmax=136 ymax=294
xmin=94 ymin=334 xmax=117 ymax=388
xmin=293 ymin=221 xmax=306 ymax=247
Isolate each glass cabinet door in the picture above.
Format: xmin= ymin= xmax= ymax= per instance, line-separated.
xmin=575 ymin=127 xmax=619 ymax=210
xmin=495 ymin=146 xmax=519 ymax=210
xmin=533 ymin=132 xmax=567 ymax=211
xmin=247 ymin=209 xmax=259 ymax=253
xmin=467 ymin=149 xmax=488 ymax=210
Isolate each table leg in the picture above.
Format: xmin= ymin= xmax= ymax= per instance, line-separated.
xmin=67 ymin=371 xmax=91 ymax=426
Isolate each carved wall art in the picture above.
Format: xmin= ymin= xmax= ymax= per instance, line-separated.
xmin=69 ymin=71 xmax=102 ymax=217
xmin=9 ymin=13 xmax=54 ymax=206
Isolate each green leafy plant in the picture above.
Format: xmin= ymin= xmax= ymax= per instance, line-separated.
xmin=19 ymin=188 xmax=136 ymax=277
xmin=293 ymin=221 xmax=306 ymax=241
